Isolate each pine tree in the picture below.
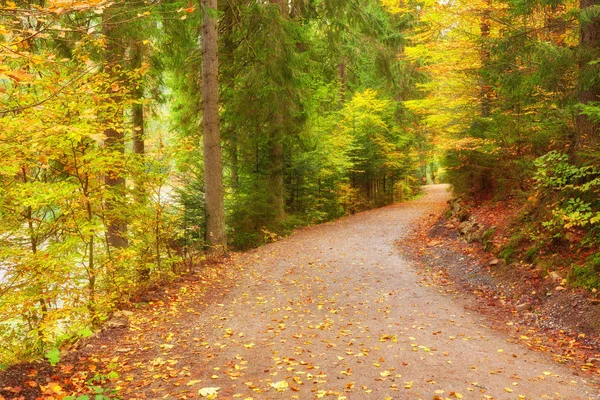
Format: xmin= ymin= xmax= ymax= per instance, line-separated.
xmin=201 ymin=0 xmax=227 ymax=253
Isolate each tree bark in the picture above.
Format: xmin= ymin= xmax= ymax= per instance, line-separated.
xmin=338 ymin=60 xmax=347 ymax=103
xmin=268 ymin=0 xmax=288 ymax=222
xmin=103 ymin=6 xmax=128 ymax=249
xmin=202 ymin=0 xmax=227 ymax=253
xmin=221 ymin=2 xmax=239 ymax=190
xmin=479 ymin=0 xmax=492 ymax=118
xmin=575 ymin=0 xmax=600 ymax=153
xmin=132 ymin=42 xmax=145 ymax=158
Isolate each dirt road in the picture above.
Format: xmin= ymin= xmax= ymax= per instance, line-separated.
xmin=68 ymin=185 xmax=600 ymax=399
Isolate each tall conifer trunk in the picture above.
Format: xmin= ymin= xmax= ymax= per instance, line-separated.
xmin=269 ymin=0 xmax=288 ymax=222
xmin=201 ymin=0 xmax=227 ymax=253
xmin=576 ymin=0 xmax=600 ymax=153
xmin=479 ymin=0 xmax=492 ymax=118
xmin=103 ymin=6 xmax=128 ymax=249
xmin=131 ymin=40 xmax=149 ymax=281
xmin=222 ymin=3 xmax=239 ymax=190
xmin=132 ymin=42 xmax=145 ymax=159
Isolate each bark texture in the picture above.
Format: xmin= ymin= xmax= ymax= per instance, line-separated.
xmin=479 ymin=0 xmax=492 ymax=118
xmin=202 ymin=0 xmax=227 ymax=253
xmin=132 ymin=42 xmax=145 ymax=157
xmin=576 ymin=0 xmax=600 ymax=152
xmin=103 ymin=6 xmax=128 ymax=249
xmin=268 ymin=0 xmax=288 ymax=222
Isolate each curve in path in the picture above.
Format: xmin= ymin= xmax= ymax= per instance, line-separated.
xmin=88 ymin=185 xmax=599 ymax=399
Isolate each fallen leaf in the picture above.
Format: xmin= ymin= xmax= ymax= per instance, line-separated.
xmin=199 ymin=387 xmax=220 ymax=399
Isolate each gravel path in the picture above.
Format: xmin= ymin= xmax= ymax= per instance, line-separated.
xmin=73 ymin=184 xmax=600 ymax=399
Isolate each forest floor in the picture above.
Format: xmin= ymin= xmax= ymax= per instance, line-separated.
xmin=2 ymin=184 xmax=600 ymax=400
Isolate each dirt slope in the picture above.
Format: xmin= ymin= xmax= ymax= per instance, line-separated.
xmin=4 ymin=184 xmax=599 ymax=399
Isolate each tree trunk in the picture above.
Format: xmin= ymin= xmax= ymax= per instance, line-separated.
xmin=479 ymin=0 xmax=492 ymax=118
xmin=130 ymin=40 xmax=151 ymax=282
xmin=338 ymin=60 xmax=347 ymax=103
xmin=132 ymin=42 xmax=145 ymax=158
xmin=575 ymin=0 xmax=600 ymax=153
xmin=103 ymin=6 xmax=128 ymax=249
xmin=269 ymin=123 xmax=286 ymax=221
xmin=268 ymin=0 xmax=288 ymax=222
xmin=201 ymin=0 xmax=227 ymax=253
xmin=221 ymin=3 xmax=239 ymax=190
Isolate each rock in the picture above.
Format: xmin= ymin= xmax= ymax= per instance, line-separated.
xmin=444 ymin=223 xmax=455 ymax=229
xmin=458 ymin=220 xmax=475 ymax=235
xmin=548 ymin=271 xmax=561 ymax=282
xmin=116 ymin=348 xmax=133 ymax=353
xmin=427 ymin=240 xmax=442 ymax=247
xmin=107 ymin=318 xmax=129 ymax=329
xmin=516 ymin=303 xmax=532 ymax=312
xmin=457 ymin=218 xmax=486 ymax=243
xmin=489 ymin=259 xmax=500 ymax=266
xmin=554 ymin=286 xmax=566 ymax=292
xmin=113 ymin=310 xmax=133 ymax=318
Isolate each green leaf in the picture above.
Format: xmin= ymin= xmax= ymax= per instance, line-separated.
xmin=77 ymin=328 xmax=94 ymax=339
xmin=45 ymin=347 xmax=61 ymax=366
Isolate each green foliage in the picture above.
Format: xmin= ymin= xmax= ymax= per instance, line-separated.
xmin=534 ymin=151 xmax=600 ymax=233
xmin=569 ymin=253 xmax=600 ymax=290
xmin=45 ymin=347 xmax=61 ymax=366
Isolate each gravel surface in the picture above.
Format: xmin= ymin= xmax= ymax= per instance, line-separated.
xmin=14 ymin=184 xmax=599 ymax=400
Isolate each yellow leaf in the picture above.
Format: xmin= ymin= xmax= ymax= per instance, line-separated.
xmin=270 ymin=380 xmax=289 ymax=391
xmin=404 ymin=381 xmax=413 ymax=389
xmin=198 ymin=387 xmax=220 ymax=398
xmin=187 ymin=380 xmax=202 ymax=386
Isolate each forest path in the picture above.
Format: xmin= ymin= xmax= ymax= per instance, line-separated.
xmin=78 ymin=185 xmax=598 ymax=399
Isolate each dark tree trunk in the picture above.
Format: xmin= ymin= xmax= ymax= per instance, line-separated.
xmin=221 ymin=3 xmax=239 ymax=190
xmin=268 ymin=0 xmax=289 ymax=222
xmin=575 ymin=0 xmax=600 ymax=153
xmin=131 ymin=40 xmax=150 ymax=282
xmin=103 ymin=6 xmax=128 ymax=249
xmin=479 ymin=0 xmax=492 ymax=118
xmin=132 ymin=42 xmax=145 ymax=158
xmin=338 ymin=60 xmax=347 ymax=103
xmin=201 ymin=0 xmax=227 ymax=253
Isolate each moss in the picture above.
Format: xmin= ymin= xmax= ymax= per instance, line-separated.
xmin=524 ymin=244 xmax=540 ymax=262
xmin=568 ymin=252 xmax=600 ymax=290
xmin=482 ymin=228 xmax=496 ymax=252
xmin=500 ymin=246 xmax=516 ymax=261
